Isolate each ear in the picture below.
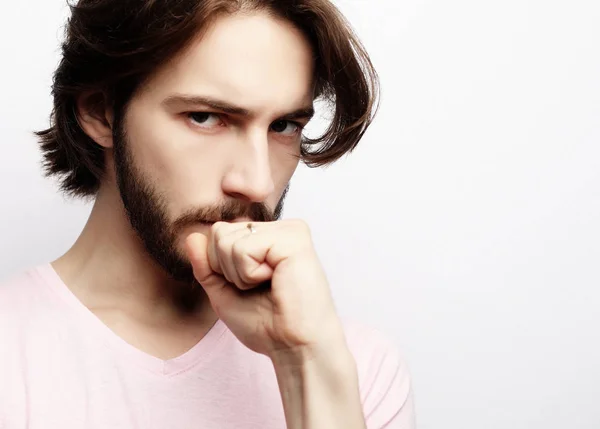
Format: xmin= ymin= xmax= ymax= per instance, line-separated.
xmin=76 ymin=91 xmax=115 ymax=149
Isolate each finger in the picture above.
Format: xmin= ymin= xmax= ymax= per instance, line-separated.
xmin=213 ymin=222 xmax=274 ymax=290
xmin=231 ymin=232 xmax=274 ymax=287
xmin=185 ymin=232 xmax=241 ymax=316
xmin=248 ymin=219 xmax=314 ymax=267
xmin=215 ymin=226 xmax=255 ymax=289
xmin=207 ymin=221 xmax=246 ymax=276
xmin=185 ymin=233 xmax=224 ymax=287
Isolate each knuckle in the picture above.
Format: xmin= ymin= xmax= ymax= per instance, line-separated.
xmin=230 ymin=242 xmax=250 ymax=280
xmin=222 ymin=270 xmax=235 ymax=284
xmin=238 ymin=271 xmax=255 ymax=286
xmin=212 ymin=223 xmax=226 ymax=242
xmin=288 ymin=218 xmax=310 ymax=233
xmin=216 ymin=233 xmax=234 ymax=255
xmin=212 ymin=221 xmax=226 ymax=233
xmin=237 ymin=281 xmax=255 ymax=291
xmin=289 ymin=219 xmax=312 ymax=242
xmin=231 ymin=244 xmax=256 ymax=283
xmin=231 ymin=239 xmax=245 ymax=259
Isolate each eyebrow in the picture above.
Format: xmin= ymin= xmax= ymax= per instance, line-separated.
xmin=162 ymin=94 xmax=315 ymax=122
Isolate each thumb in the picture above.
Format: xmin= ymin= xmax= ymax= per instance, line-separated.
xmin=185 ymin=232 xmax=228 ymax=292
xmin=186 ymin=233 xmax=244 ymax=318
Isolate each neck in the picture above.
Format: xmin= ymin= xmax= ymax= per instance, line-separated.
xmin=52 ymin=184 xmax=214 ymax=324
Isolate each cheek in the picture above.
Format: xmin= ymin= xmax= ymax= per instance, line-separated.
xmin=273 ymin=140 xmax=301 ymax=172
xmin=126 ymin=116 xmax=227 ymax=213
xmin=270 ymin=143 xmax=301 ymax=192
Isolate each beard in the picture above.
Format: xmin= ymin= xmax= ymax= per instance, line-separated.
xmin=111 ymin=120 xmax=287 ymax=285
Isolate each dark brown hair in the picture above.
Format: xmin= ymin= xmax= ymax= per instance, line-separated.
xmin=36 ymin=0 xmax=379 ymax=198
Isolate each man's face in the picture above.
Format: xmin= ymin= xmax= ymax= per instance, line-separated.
xmin=110 ymin=12 xmax=315 ymax=283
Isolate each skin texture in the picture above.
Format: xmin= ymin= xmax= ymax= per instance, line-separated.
xmin=53 ymin=11 xmax=366 ymax=429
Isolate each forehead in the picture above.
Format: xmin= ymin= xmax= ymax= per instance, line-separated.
xmin=140 ymin=12 xmax=315 ymax=115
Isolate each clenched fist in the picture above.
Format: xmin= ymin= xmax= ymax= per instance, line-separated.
xmin=185 ymin=219 xmax=347 ymax=362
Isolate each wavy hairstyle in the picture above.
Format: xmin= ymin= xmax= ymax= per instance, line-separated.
xmin=36 ymin=0 xmax=380 ymax=197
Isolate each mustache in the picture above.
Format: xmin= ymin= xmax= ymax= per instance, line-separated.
xmin=172 ymin=200 xmax=274 ymax=231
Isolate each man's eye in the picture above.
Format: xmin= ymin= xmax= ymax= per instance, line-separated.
xmin=188 ymin=112 xmax=222 ymax=128
xmin=271 ymin=120 xmax=300 ymax=136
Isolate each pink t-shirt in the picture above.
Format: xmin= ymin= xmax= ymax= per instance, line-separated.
xmin=0 ymin=264 xmax=415 ymax=429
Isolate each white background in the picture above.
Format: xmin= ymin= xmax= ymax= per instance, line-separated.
xmin=1 ymin=1 xmax=599 ymax=428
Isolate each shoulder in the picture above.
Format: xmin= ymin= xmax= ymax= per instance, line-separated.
xmin=0 ymin=264 xmax=59 ymax=328
xmin=342 ymin=319 xmax=416 ymax=429
xmin=0 ymin=266 xmax=51 ymax=370
xmin=0 ymin=266 xmax=44 ymax=309
xmin=341 ymin=320 xmax=412 ymax=390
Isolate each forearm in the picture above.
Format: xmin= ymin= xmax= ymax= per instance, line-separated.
xmin=272 ymin=345 xmax=366 ymax=429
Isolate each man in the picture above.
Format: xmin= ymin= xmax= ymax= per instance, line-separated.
xmin=0 ymin=0 xmax=415 ymax=428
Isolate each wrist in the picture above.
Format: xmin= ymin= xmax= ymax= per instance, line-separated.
xmin=271 ymin=342 xmax=364 ymax=429
xmin=269 ymin=315 xmax=349 ymax=366
xmin=269 ymin=324 xmax=351 ymax=369
xmin=271 ymin=342 xmax=356 ymax=375
xmin=271 ymin=337 xmax=360 ymax=400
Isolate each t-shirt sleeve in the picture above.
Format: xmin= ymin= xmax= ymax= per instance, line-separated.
xmin=347 ymin=324 xmax=416 ymax=429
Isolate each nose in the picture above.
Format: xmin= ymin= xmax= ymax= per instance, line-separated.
xmin=221 ymin=129 xmax=275 ymax=203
